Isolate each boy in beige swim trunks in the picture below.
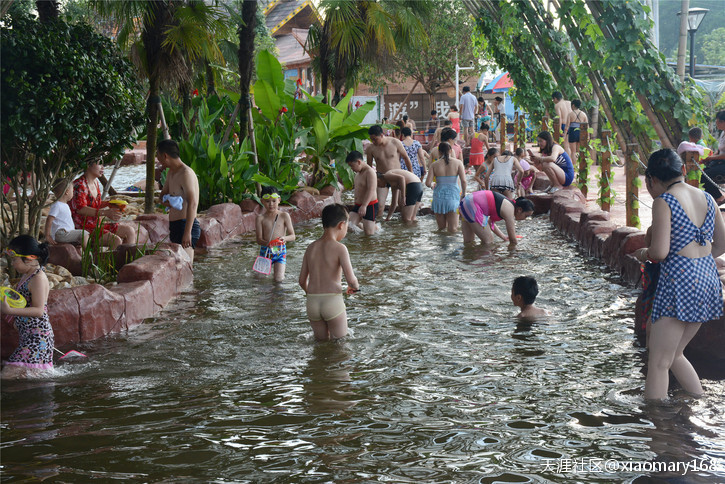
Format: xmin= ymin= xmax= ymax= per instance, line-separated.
xmin=299 ymin=204 xmax=360 ymax=341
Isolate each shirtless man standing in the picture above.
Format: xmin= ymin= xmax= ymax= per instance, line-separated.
xmin=364 ymin=125 xmax=413 ymax=219
xmin=346 ymin=150 xmax=379 ymax=235
xmin=552 ymin=91 xmax=572 ymax=155
xmin=157 ymin=139 xmax=200 ymax=264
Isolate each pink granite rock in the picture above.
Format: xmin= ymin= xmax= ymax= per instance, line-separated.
xmin=562 ymin=212 xmax=581 ymax=239
xmin=206 ymin=203 xmax=243 ymax=235
xmin=117 ymin=253 xmax=180 ymax=308
xmin=602 ymin=227 xmax=643 ymax=269
xmin=135 ymin=213 xmax=170 ymax=244
xmin=239 ymin=199 xmax=259 ymax=213
xmin=73 ymin=284 xmax=125 ymax=341
xmin=525 ymin=193 xmax=552 ymax=215
xmin=533 ymin=172 xmax=550 ymax=191
xmin=47 ymin=288 xmax=80 ymax=347
xmin=48 ymin=243 xmax=82 ymax=276
xmin=196 ymin=217 xmax=224 ymax=248
xmin=241 ymin=212 xmax=257 ymax=233
xmin=0 ymin=315 xmax=19 ymax=359
xmin=580 ymin=220 xmax=617 ymax=255
xmin=320 ymin=184 xmax=342 ymax=201
xmin=109 ymin=280 xmax=155 ymax=330
xmin=289 ymin=190 xmax=317 ymax=213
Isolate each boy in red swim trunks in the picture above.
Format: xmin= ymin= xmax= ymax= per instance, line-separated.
xmin=346 ymin=150 xmax=379 ymax=235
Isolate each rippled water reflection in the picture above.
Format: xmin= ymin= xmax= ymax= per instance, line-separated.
xmin=2 ymin=215 xmax=724 ymax=482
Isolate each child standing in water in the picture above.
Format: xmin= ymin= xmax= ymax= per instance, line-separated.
xmin=511 ymin=276 xmax=549 ymax=319
xmin=299 ymin=204 xmax=360 ymax=341
xmin=1 ymin=235 xmax=54 ymax=379
xmin=255 ymin=186 xmax=295 ymax=282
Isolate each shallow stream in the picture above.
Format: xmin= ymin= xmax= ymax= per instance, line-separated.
xmin=2 ymin=215 xmax=724 ymax=482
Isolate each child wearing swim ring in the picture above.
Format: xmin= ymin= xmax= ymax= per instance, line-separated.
xmin=299 ymin=204 xmax=360 ymax=341
xmin=1 ymin=235 xmax=54 ymax=379
xmin=255 ymin=186 xmax=295 ymax=282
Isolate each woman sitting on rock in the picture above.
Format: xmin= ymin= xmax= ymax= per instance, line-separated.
xmin=69 ymin=162 xmax=135 ymax=249
xmin=528 ymin=131 xmax=574 ymax=194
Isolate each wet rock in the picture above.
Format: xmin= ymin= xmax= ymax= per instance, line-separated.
xmin=239 ymin=199 xmax=261 ymax=213
xmin=109 ymin=280 xmax=155 ymax=331
xmin=206 ymin=203 xmax=243 ymax=235
xmin=525 ymin=193 xmax=552 ymax=215
xmin=47 ymin=244 xmax=82 ymax=276
xmin=602 ymin=227 xmax=643 ymax=270
xmin=241 ymin=212 xmax=257 ymax=233
xmin=196 ymin=217 xmax=224 ymax=249
xmin=72 ymin=284 xmax=125 ymax=341
xmin=289 ymin=190 xmax=317 ymax=213
xmin=117 ymin=253 xmax=179 ymax=307
xmin=320 ymin=184 xmax=342 ymax=203
xmin=135 ymin=214 xmax=170 ymax=244
xmin=71 ymin=276 xmax=90 ymax=286
xmin=47 ymin=288 xmax=81 ymax=347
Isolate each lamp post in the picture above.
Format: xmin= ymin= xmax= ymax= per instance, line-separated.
xmin=455 ymin=49 xmax=473 ymax=110
xmin=677 ymin=7 xmax=709 ymax=78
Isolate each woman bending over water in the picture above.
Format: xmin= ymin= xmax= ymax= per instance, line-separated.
xmin=459 ymin=191 xmax=533 ymax=245
xmin=635 ymin=149 xmax=725 ymax=400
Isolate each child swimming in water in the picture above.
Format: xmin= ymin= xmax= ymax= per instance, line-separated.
xmin=299 ymin=204 xmax=360 ymax=341
xmin=511 ymin=276 xmax=549 ymax=319
xmin=1 ymin=235 xmax=54 ymax=379
xmin=255 ymin=186 xmax=295 ymax=282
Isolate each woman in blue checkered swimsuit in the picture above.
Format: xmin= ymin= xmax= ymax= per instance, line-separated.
xmin=635 ymin=149 xmax=725 ymax=400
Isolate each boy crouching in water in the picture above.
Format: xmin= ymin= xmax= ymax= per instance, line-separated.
xmin=511 ymin=276 xmax=549 ymax=319
xmin=299 ymin=204 xmax=360 ymax=341
xmin=255 ymin=186 xmax=295 ymax=282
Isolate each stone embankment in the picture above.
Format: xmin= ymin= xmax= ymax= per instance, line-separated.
xmin=1 ymin=188 xmax=340 ymax=359
xmin=529 ymin=182 xmax=725 ymax=368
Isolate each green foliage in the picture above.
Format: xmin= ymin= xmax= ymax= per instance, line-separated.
xmin=179 ymin=50 xmax=375 ymax=208
xmin=657 ymin=0 xmax=725 ymax=63
xmin=385 ymin=0 xmax=477 ymax=105
xmin=701 ymin=27 xmax=725 ymax=66
xmin=472 ymin=6 xmax=553 ymax=121
xmin=0 ymin=14 xmax=144 ymax=243
xmin=176 ymin=95 xmax=259 ymax=209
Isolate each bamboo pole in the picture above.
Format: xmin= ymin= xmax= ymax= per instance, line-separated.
xmin=577 ymin=123 xmax=590 ymax=198
xmin=684 ymin=150 xmax=701 ymax=187
xmin=600 ymin=130 xmax=612 ymax=212
xmin=542 ymin=116 xmax=549 ymax=132
xmin=514 ymin=112 xmax=519 ymax=149
xmin=626 ymin=143 xmax=640 ymax=228
xmin=553 ymin=116 xmax=560 ymax=144
xmin=520 ymin=113 xmax=527 ymax=149
xmin=499 ymin=112 xmax=507 ymax=150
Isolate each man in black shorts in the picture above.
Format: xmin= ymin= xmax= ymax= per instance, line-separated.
xmin=383 ymin=169 xmax=423 ymax=223
xmin=158 ymin=139 xmax=201 ymax=264
xmin=346 ymin=150 xmax=379 ymax=235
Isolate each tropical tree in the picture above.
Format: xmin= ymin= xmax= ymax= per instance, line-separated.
xmin=701 ymin=27 xmax=725 ymax=66
xmin=386 ymin=0 xmax=478 ymax=111
xmin=90 ymin=0 xmax=229 ymax=213
xmin=308 ymin=0 xmax=431 ymax=103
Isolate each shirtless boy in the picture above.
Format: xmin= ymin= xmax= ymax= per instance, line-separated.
xmin=255 ymin=186 xmax=296 ymax=282
xmin=365 ymin=125 xmax=413 ymax=218
xmin=157 ymin=139 xmax=200 ymax=264
xmin=382 ymin=169 xmax=423 ymax=223
xmin=552 ymin=91 xmax=572 ymax=153
xmin=346 ymin=150 xmax=379 ymax=235
xmin=299 ymin=204 xmax=360 ymax=341
xmin=512 ymin=276 xmax=549 ymax=319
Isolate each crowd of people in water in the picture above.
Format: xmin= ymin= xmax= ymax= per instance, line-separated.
xmin=2 ymin=83 xmax=725 ymax=403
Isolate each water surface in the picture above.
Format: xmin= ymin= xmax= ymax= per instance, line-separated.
xmin=2 ymin=215 xmax=724 ymax=483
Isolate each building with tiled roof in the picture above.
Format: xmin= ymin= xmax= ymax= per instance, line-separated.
xmin=263 ymin=0 xmax=321 ymax=93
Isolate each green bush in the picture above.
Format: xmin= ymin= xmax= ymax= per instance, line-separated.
xmin=1 ymin=14 xmax=144 ymax=243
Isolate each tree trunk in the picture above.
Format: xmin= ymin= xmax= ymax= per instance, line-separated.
xmin=205 ymin=60 xmax=217 ymax=98
xmin=145 ymin=80 xmax=160 ymax=214
xmin=238 ymin=0 xmax=257 ymax=142
xmin=36 ymin=0 xmax=59 ymax=23
xmin=676 ymin=0 xmax=690 ymax=82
